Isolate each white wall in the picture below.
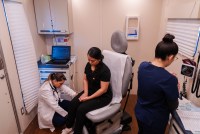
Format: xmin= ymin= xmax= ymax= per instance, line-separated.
xmin=167 ymin=0 xmax=200 ymax=19
xmin=72 ymin=0 xmax=163 ymax=94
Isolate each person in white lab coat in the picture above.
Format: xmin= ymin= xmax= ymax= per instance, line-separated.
xmin=38 ymin=73 xmax=77 ymax=132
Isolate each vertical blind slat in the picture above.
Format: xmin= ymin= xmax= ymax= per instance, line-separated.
xmin=4 ymin=1 xmax=40 ymax=113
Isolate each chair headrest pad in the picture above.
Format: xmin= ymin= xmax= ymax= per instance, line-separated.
xmin=111 ymin=31 xmax=128 ymax=53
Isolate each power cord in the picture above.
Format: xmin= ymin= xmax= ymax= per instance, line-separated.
xmin=180 ymin=77 xmax=187 ymax=99
xmin=191 ymin=52 xmax=200 ymax=98
xmin=193 ymin=70 xmax=200 ymax=98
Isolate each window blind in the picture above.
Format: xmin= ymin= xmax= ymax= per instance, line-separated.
xmin=4 ymin=1 xmax=40 ymax=113
xmin=166 ymin=19 xmax=200 ymax=59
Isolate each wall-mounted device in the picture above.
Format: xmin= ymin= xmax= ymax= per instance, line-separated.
xmin=125 ymin=16 xmax=139 ymax=40
xmin=181 ymin=59 xmax=196 ymax=78
xmin=53 ymin=36 xmax=69 ymax=46
xmin=181 ymin=63 xmax=195 ymax=77
xmin=180 ymin=59 xmax=196 ymax=99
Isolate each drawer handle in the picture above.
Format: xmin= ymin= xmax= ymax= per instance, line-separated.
xmin=40 ymin=30 xmax=51 ymax=32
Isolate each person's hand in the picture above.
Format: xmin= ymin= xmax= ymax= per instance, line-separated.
xmin=170 ymin=72 xmax=180 ymax=91
xmin=79 ymin=93 xmax=88 ymax=101
xmin=79 ymin=96 xmax=90 ymax=102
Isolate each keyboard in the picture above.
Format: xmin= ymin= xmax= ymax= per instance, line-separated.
xmin=46 ymin=59 xmax=70 ymax=65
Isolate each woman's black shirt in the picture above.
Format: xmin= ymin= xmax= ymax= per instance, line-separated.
xmin=84 ymin=62 xmax=112 ymax=98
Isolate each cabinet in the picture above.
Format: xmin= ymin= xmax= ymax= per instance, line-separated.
xmin=34 ymin=0 xmax=73 ymax=34
xmin=38 ymin=56 xmax=77 ymax=91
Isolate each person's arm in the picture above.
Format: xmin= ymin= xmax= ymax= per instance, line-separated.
xmin=80 ymin=65 xmax=111 ymax=102
xmin=79 ymin=63 xmax=111 ymax=102
xmin=167 ymin=99 xmax=179 ymax=112
xmin=79 ymin=74 xmax=89 ymax=100
xmin=163 ymin=76 xmax=179 ymax=112
xmin=170 ymin=72 xmax=180 ymax=91
xmin=40 ymin=87 xmax=67 ymax=117
xmin=60 ymin=84 xmax=77 ymax=98
xmin=80 ymin=81 xmax=109 ymax=101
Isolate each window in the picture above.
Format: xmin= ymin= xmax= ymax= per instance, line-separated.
xmin=166 ymin=19 xmax=200 ymax=59
xmin=3 ymin=1 xmax=40 ymax=113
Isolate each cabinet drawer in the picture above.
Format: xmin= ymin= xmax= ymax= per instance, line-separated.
xmin=39 ymin=69 xmax=70 ymax=86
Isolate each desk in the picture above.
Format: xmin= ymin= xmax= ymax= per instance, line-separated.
xmin=169 ymin=98 xmax=200 ymax=134
xmin=38 ymin=56 xmax=77 ymax=91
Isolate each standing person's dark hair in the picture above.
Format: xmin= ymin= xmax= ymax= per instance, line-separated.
xmin=155 ymin=33 xmax=178 ymax=60
xmin=135 ymin=33 xmax=179 ymax=134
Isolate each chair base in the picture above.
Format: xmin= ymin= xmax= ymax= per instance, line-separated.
xmin=84 ymin=111 xmax=123 ymax=134
xmin=96 ymin=111 xmax=122 ymax=134
xmin=122 ymin=124 xmax=131 ymax=131
xmin=121 ymin=111 xmax=132 ymax=125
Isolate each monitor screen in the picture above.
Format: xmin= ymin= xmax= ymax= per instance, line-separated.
xmin=52 ymin=46 xmax=71 ymax=60
xmin=181 ymin=63 xmax=195 ymax=77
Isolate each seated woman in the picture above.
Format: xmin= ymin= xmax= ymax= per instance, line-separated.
xmin=62 ymin=47 xmax=113 ymax=134
xmin=38 ymin=73 xmax=77 ymax=132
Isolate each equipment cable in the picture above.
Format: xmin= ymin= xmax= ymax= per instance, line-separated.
xmin=191 ymin=52 xmax=200 ymax=98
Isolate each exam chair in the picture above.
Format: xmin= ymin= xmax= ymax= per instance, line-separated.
xmin=84 ymin=31 xmax=134 ymax=134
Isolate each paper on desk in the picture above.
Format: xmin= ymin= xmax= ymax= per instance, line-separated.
xmin=178 ymin=98 xmax=190 ymax=104
xmin=177 ymin=109 xmax=200 ymax=132
xmin=178 ymin=98 xmax=200 ymax=112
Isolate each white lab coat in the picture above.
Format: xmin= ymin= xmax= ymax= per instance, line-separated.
xmin=38 ymin=81 xmax=76 ymax=132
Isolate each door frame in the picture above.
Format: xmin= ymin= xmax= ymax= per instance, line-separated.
xmin=0 ymin=41 xmax=21 ymax=133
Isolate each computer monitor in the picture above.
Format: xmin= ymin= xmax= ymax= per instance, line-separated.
xmin=52 ymin=46 xmax=71 ymax=60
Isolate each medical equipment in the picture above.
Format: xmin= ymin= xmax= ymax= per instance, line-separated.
xmin=181 ymin=64 xmax=195 ymax=78
xmin=193 ymin=70 xmax=200 ymax=98
xmin=125 ymin=16 xmax=139 ymax=40
xmin=49 ymin=82 xmax=60 ymax=102
xmin=191 ymin=51 xmax=200 ymax=98
xmin=179 ymin=77 xmax=187 ymax=99
xmin=181 ymin=59 xmax=196 ymax=77
xmin=53 ymin=36 xmax=69 ymax=46
xmin=180 ymin=59 xmax=196 ymax=99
